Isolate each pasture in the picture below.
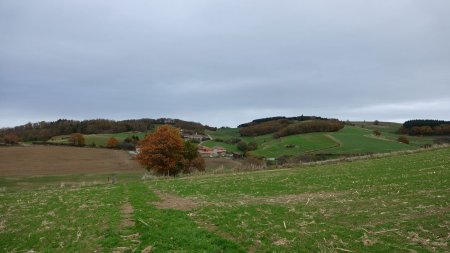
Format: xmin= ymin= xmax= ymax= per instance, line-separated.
xmin=0 ymin=147 xmax=449 ymax=252
xmin=48 ymin=132 xmax=147 ymax=147
xmin=354 ymin=121 xmax=435 ymax=147
xmin=203 ymin=125 xmax=432 ymax=158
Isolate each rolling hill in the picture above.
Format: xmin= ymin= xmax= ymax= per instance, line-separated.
xmin=202 ymin=123 xmax=433 ymax=158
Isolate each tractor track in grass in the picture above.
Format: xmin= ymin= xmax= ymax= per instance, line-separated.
xmin=113 ymin=186 xmax=142 ymax=253
xmin=151 ymin=189 xmax=346 ymax=252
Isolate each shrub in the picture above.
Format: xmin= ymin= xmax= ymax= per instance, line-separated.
xmin=106 ymin=137 xmax=119 ymax=148
xmin=247 ymin=142 xmax=258 ymax=151
xmin=236 ymin=141 xmax=248 ymax=152
xmin=2 ymin=132 xmax=20 ymax=145
xmin=397 ymin=136 xmax=410 ymax=144
xmin=241 ymin=156 xmax=265 ymax=169
xmin=121 ymin=141 xmax=135 ymax=150
xmin=69 ymin=133 xmax=85 ymax=146
xmin=182 ymin=141 xmax=205 ymax=173
xmin=191 ymin=156 xmax=206 ymax=172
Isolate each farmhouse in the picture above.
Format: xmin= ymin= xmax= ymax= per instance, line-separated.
xmin=180 ymin=130 xmax=210 ymax=142
xmin=198 ymin=145 xmax=227 ymax=157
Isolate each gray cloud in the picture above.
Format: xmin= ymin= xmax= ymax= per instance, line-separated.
xmin=1 ymin=0 xmax=449 ymax=127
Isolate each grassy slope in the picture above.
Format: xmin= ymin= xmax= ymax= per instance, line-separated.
xmin=251 ymin=133 xmax=337 ymax=157
xmin=203 ymin=125 xmax=426 ymax=157
xmin=1 ymin=148 xmax=449 ymax=252
xmin=354 ymin=121 xmax=435 ymax=147
xmin=325 ymin=126 xmax=414 ymax=154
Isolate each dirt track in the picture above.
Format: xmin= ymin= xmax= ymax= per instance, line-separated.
xmin=0 ymin=146 xmax=144 ymax=176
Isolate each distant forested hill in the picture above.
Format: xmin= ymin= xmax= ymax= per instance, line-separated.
xmin=400 ymin=119 xmax=450 ymax=135
xmin=0 ymin=118 xmax=215 ymax=142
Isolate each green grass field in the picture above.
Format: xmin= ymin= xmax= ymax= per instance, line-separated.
xmin=1 ymin=148 xmax=449 ymax=252
xmin=354 ymin=121 xmax=435 ymax=147
xmin=203 ymin=125 xmax=432 ymax=158
xmin=49 ymin=132 xmax=147 ymax=147
xmin=325 ymin=126 xmax=413 ymax=154
xmin=251 ymin=133 xmax=337 ymax=157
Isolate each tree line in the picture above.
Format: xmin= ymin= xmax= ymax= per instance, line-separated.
xmin=238 ymin=115 xmax=326 ymax=128
xmin=399 ymin=119 xmax=450 ymax=136
xmin=0 ymin=118 xmax=216 ymax=143
xmin=273 ymin=120 xmax=344 ymax=138
xmin=239 ymin=119 xmax=290 ymax=137
xmin=239 ymin=117 xmax=344 ymax=138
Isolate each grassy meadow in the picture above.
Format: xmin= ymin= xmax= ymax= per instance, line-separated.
xmin=202 ymin=124 xmax=433 ymax=158
xmin=49 ymin=132 xmax=148 ymax=147
xmin=1 ymin=147 xmax=449 ymax=252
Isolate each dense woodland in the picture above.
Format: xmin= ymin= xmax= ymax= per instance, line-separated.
xmin=399 ymin=119 xmax=450 ymax=136
xmin=0 ymin=118 xmax=215 ymax=142
xmin=239 ymin=119 xmax=290 ymax=137
xmin=238 ymin=115 xmax=326 ymax=128
xmin=239 ymin=116 xmax=343 ymax=138
xmin=273 ymin=120 xmax=345 ymax=138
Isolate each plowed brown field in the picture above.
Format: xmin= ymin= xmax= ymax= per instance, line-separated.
xmin=0 ymin=146 xmax=144 ymax=176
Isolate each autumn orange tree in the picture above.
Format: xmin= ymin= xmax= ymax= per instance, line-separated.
xmin=136 ymin=125 xmax=185 ymax=176
xmin=70 ymin=133 xmax=85 ymax=146
xmin=106 ymin=137 xmax=119 ymax=148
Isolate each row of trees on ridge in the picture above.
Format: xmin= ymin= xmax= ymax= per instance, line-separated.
xmin=399 ymin=120 xmax=450 ymax=136
xmin=238 ymin=116 xmax=344 ymax=138
xmin=0 ymin=118 xmax=215 ymax=142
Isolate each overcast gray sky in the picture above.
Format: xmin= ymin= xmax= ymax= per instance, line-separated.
xmin=1 ymin=0 xmax=449 ymax=128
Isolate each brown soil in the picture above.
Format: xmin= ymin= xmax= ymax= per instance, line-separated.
xmin=120 ymin=201 xmax=135 ymax=228
xmin=153 ymin=191 xmax=198 ymax=211
xmin=0 ymin=146 xmax=144 ymax=176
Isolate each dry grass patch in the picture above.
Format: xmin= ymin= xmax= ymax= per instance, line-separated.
xmin=152 ymin=191 xmax=199 ymax=211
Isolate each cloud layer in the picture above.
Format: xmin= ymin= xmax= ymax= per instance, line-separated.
xmin=1 ymin=0 xmax=449 ymax=127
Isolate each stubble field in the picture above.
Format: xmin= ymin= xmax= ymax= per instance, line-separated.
xmin=0 ymin=146 xmax=143 ymax=176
